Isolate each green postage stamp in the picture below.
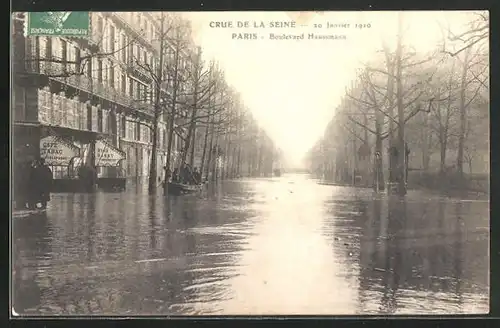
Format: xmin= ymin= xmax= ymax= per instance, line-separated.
xmin=27 ymin=12 xmax=90 ymax=36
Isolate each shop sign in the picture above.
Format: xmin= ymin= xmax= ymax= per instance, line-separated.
xmin=95 ymin=140 xmax=125 ymax=167
xmin=40 ymin=136 xmax=80 ymax=165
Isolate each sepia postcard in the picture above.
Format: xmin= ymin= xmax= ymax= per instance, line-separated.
xmin=11 ymin=10 xmax=489 ymax=316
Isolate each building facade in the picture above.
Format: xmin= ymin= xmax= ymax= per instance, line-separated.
xmin=12 ymin=12 xmax=193 ymax=182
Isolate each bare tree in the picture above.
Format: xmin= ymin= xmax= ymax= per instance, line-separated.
xmin=440 ymin=11 xmax=489 ymax=57
xmin=121 ymin=13 xmax=190 ymax=194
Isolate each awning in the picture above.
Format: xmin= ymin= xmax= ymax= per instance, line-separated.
xmin=40 ymin=135 xmax=80 ymax=166
xmin=95 ymin=140 xmax=126 ymax=167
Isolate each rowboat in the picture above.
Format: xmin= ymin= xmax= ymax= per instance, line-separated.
xmin=167 ymin=182 xmax=205 ymax=195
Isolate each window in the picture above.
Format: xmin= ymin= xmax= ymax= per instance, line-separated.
xmin=61 ymin=40 xmax=67 ymax=71
xmin=128 ymin=42 xmax=134 ymax=65
xmin=75 ymin=47 xmax=81 ymax=73
xmin=86 ymin=55 xmax=92 ymax=78
xmin=136 ymin=122 xmax=141 ymax=141
xmin=115 ymin=70 xmax=121 ymax=91
xmin=110 ymin=25 xmax=115 ymax=53
xmin=96 ymin=16 xmax=104 ymax=36
xmin=121 ymin=116 xmax=126 ymax=137
xmin=149 ymin=86 xmax=154 ymax=104
xmin=102 ymin=60 xmax=108 ymax=85
xmin=98 ymin=108 xmax=103 ymax=132
xmin=103 ymin=109 xmax=110 ymax=134
xmin=136 ymin=82 xmax=142 ymax=100
xmin=144 ymin=85 xmax=150 ymax=103
xmin=109 ymin=63 xmax=115 ymax=88
xmin=67 ymin=45 xmax=76 ymax=72
xmin=129 ymin=78 xmax=134 ymax=97
xmin=97 ymin=59 xmax=103 ymax=83
xmin=121 ymin=34 xmax=127 ymax=62
xmin=46 ymin=37 xmax=52 ymax=59
xmin=143 ymin=50 xmax=147 ymax=64
xmin=121 ymin=74 xmax=126 ymax=93
xmin=128 ymin=120 xmax=134 ymax=140
xmin=136 ymin=45 xmax=141 ymax=63
xmin=32 ymin=37 xmax=40 ymax=71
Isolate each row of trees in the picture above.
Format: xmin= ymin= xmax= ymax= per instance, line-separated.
xmin=131 ymin=13 xmax=278 ymax=193
xmin=15 ymin=12 xmax=278 ymax=194
xmin=308 ymin=12 xmax=489 ymax=195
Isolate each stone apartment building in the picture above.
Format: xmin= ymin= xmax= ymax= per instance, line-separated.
xmin=12 ymin=12 xmax=195 ymax=181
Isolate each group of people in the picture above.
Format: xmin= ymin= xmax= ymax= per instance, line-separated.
xmin=164 ymin=164 xmax=203 ymax=186
xmin=14 ymin=158 xmax=53 ymax=210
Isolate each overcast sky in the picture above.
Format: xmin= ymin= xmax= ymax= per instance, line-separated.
xmin=183 ymin=11 xmax=478 ymax=167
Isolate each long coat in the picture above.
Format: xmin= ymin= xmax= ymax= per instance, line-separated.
xmin=37 ymin=165 xmax=53 ymax=201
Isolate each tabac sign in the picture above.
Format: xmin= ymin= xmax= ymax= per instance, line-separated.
xmin=95 ymin=140 xmax=126 ymax=167
xmin=27 ymin=12 xmax=90 ymax=36
xmin=40 ymin=136 xmax=80 ymax=165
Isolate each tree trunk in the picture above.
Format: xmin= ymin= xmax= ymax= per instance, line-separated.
xmin=181 ymin=49 xmax=202 ymax=170
xmin=439 ymin=132 xmax=447 ymax=175
xmin=205 ymin=122 xmax=215 ymax=179
xmin=373 ymin=108 xmax=385 ymax=191
xmin=200 ymin=122 xmax=210 ymax=176
xmin=363 ymin=113 xmax=369 ymax=143
xmin=148 ymin=119 xmax=160 ymax=194
xmin=222 ymin=130 xmax=231 ymax=180
xmin=422 ymin=112 xmax=430 ymax=172
xmin=211 ymin=130 xmax=220 ymax=181
xmin=236 ymin=143 xmax=242 ymax=177
xmin=395 ymin=12 xmax=407 ymax=196
xmin=189 ymin=124 xmax=197 ymax=167
xmin=147 ymin=17 xmax=164 ymax=194
xmin=456 ymin=47 xmax=472 ymax=182
xmin=384 ymin=51 xmax=396 ymax=184
xmin=164 ymin=43 xmax=180 ymax=192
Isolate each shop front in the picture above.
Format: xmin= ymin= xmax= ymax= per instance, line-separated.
xmin=94 ymin=140 xmax=127 ymax=191
xmin=39 ymin=135 xmax=81 ymax=192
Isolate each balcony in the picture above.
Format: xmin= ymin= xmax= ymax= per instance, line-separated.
xmin=24 ymin=61 xmax=154 ymax=117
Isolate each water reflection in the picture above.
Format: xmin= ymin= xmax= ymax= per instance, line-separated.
xmin=354 ymin=195 xmax=489 ymax=314
xmin=12 ymin=176 xmax=489 ymax=315
xmin=13 ymin=187 xmax=252 ymax=315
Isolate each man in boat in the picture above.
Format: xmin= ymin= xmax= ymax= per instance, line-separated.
xmin=172 ymin=168 xmax=179 ymax=183
xmin=193 ymin=167 xmax=201 ymax=184
xmin=183 ymin=164 xmax=195 ymax=185
xmin=163 ymin=166 xmax=171 ymax=182
xmin=162 ymin=166 xmax=171 ymax=189
xmin=179 ymin=165 xmax=187 ymax=184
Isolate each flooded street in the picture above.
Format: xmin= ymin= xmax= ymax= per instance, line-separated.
xmin=12 ymin=174 xmax=489 ymax=316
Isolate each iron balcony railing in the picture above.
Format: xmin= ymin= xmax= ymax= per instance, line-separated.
xmin=25 ymin=60 xmax=154 ymax=117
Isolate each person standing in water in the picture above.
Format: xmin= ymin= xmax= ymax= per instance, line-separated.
xmin=36 ymin=158 xmax=53 ymax=209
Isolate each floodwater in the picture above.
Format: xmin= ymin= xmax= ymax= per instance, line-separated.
xmin=12 ymin=174 xmax=489 ymax=316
